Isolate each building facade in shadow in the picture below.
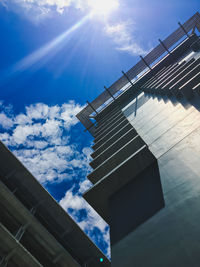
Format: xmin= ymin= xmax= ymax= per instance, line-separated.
xmin=77 ymin=12 xmax=200 ymax=267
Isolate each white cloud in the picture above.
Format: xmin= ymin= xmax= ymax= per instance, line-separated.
xmin=15 ymin=113 xmax=32 ymax=125
xmin=13 ymin=123 xmax=42 ymax=144
xmin=0 ymin=101 xmax=88 ymax=183
xmin=59 ymin=186 xmax=110 ymax=257
xmin=61 ymin=101 xmax=84 ymax=129
xmin=1 ymin=0 xmax=52 ymax=23
xmin=0 ymin=100 xmax=110 ymax=256
xmin=1 ymin=0 xmax=147 ymax=59
xmin=13 ymin=146 xmax=75 ymax=183
xmin=0 ymin=113 xmax=14 ymax=129
xmin=1 ymin=0 xmax=87 ymax=23
xmin=1 ymin=0 xmax=73 ymax=22
xmin=26 ymin=103 xmax=49 ymax=120
xmin=0 ymin=132 xmax=12 ymax=146
xmin=105 ymin=20 xmax=148 ymax=56
xmin=60 ymin=189 xmax=84 ymax=210
xmin=79 ymin=179 xmax=92 ymax=193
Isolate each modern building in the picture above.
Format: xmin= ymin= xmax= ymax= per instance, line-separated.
xmin=77 ymin=12 xmax=200 ymax=266
xmin=0 ymin=141 xmax=110 ymax=267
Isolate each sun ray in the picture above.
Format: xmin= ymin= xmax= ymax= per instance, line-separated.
xmin=0 ymin=14 xmax=91 ymax=86
xmin=87 ymin=0 xmax=119 ymax=18
xmin=13 ymin=15 xmax=91 ymax=72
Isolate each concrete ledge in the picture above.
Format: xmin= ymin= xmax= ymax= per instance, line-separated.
xmin=91 ymin=123 xmax=133 ymax=158
xmin=149 ymin=63 xmax=179 ymax=89
xmin=90 ymin=128 xmax=137 ymax=169
xmin=94 ymin=114 xmax=125 ymax=143
xmin=147 ymin=58 xmax=199 ymax=95
xmin=0 ymin=221 xmax=42 ymax=267
xmin=95 ymin=111 xmax=123 ymax=137
xmin=142 ymin=66 xmax=167 ymax=88
xmin=96 ymin=106 xmax=120 ymax=127
xmin=88 ymin=135 xmax=145 ymax=184
xmin=168 ymin=60 xmax=200 ymax=95
xmin=143 ymin=64 xmax=174 ymax=89
xmin=179 ymin=72 xmax=200 ymax=99
xmin=193 ymin=82 xmax=200 ymax=95
xmin=84 ymin=145 xmax=157 ymax=223
xmin=191 ymin=38 xmax=200 ymax=52
xmin=0 ymin=180 xmax=81 ymax=267
xmin=95 ymin=108 xmax=121 ymax=131
xmin=93 ymin=117 xmax=129 ymax=150
xmin=156 ymin=58 xmax=195 ymax=92
xmin=158 ymin=57 xmax=200 ymax=94
xmin=0 ymin=141 xmax=111 ymax=267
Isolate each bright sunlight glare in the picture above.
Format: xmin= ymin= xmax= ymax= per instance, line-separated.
xmin=0 ymin=15 xmax=90 ymax=85
xmin=13 ymin=15 xmax=90 ymax=72
xmin=87 ymin=0 xmax=119 ymax=18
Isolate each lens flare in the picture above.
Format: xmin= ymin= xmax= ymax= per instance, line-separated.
xmin=13 ymin=15 xmax=90 ymax=72
xmin=0 ymin=14 xmax=90 ymax=86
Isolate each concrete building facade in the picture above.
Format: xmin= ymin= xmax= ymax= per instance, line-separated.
xmin=1 ymin=12 xmax=200 ymax=267
xmin=0 ymin=141 xmax=110 ymax=267
xmin=77 ymin=12 xmax=200 ymax=266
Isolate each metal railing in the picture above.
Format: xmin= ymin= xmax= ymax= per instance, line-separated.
xmin=77 ymin=12 xmax=200 ymax=135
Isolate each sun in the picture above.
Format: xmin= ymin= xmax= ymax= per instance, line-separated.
xmin=87 ymin=0 xmax=119 ymax=18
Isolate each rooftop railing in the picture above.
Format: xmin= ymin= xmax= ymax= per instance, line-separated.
xmin=77 ymin=12 xmax=200 ymax=136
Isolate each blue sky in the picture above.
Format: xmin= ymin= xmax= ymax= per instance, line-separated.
xmin=0 ymin=0 xmax=199 ymax=258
